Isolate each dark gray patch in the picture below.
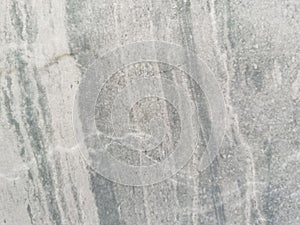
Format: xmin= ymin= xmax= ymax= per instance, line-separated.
xmin=245 ymin=65 xmax=264 ymax=92
xmin=10 ymin=1 xmax=24 ymax=40
xmin=262 ymin=140 xmax=276 ymax=225
xmin=209 ymin=159 xmax=226 ymax=225
xmin=54 ymin=158 xmax=72 ymax=224
xmin=90 ymin=172 xmax=121 ymax=225
xmin=27 ymin=204 xmax=34 ymax=225
xmin=33 ymin=67 xmax=53 ymax=138
xmin=2 ymin=76 xmax=25 ymax=156
xmin=24 ymin=2 xmax=38 ymax=44
xmin=175 ymin=1 xmax=225 ymax=224
xmin=14 ymin=51 xmax=62 ymax=225
xmin=66 ymin=159 xmax=84 ymax=224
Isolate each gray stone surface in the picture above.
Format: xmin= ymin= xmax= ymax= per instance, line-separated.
xmin=0 ymin=0 xmax=299 ymax=225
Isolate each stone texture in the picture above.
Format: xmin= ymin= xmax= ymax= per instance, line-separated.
xmin=0 ymin=0 xmax=299 ymax=225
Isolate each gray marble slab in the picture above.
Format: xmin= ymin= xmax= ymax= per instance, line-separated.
xmin=0 ymin=0 xmax=299 ymax=225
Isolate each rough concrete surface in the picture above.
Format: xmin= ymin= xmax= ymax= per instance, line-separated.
xmin=0 ymin=0 xmax=299 ymax=225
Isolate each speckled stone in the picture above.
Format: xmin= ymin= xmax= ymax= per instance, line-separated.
xmin=0 ymin=0 xmax=299 ymax=225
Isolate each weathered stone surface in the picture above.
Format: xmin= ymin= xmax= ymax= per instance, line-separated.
xmin=0 ymin=0 xmax=299 ymax=224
